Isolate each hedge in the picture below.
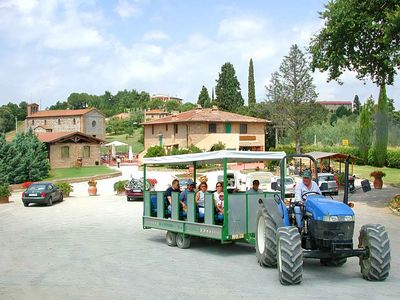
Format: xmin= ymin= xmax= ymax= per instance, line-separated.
xmin=270 ymin=145 xmax=400 ymax=169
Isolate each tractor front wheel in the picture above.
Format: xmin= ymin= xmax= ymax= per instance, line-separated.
xmin=256 ymin=208 xmax=278 ymax=267
xmin=277 ymin=226 xmax=303 ymax=285
xmin=358 ymin=224 xmax=390 ymax=281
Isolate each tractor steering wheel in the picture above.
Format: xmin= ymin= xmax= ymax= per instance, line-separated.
xmin=301 ymin=191 xmax=321 ymax=201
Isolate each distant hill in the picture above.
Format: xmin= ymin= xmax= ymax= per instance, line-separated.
xmin=5 ymin=121 xmax=25 ymax=141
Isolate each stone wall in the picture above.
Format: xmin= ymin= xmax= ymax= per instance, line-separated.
xmin=49 ymin=143 xmax=101 ymax=168
xmin=82 ymin=110 xmax=105 ymax=139
xmin=26 ymin=117 xmax=81 ymax=133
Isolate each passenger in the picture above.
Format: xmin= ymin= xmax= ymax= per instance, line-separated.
xmin=196 ymin=182 xmax=207 ymax=220
xmin=213 ymin=182 xmax=224 ymax=222
xmin=180 ymin=179 xmax=195 ymax=210
xmin=165 ymin=179 xmax=180 ymax=214
xmin=248 ymin=180 xmax=263 ymax=193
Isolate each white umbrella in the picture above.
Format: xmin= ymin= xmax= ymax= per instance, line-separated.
xmin=104 ymin=141 xmax=128 ymax=147
xmin=111 ymin=144 xmax=116 ymax=158
xmin=128 ymin=146 xmax=133 ymax=161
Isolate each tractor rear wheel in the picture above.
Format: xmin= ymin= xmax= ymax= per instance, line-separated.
xmin=176 ymin=233 xmax=191 ymax=249
xmin=277 ymin=226 xmax=303 ymax=285
xmin=166 ymin=231 xmax=177 ymax=247
xmin=256 ymin=208 xmax=278 ymax=267
xmin=358 ymin=224 xmax=390 ymax=281
xmin=320 ymin=257 xmax=347 ymax=267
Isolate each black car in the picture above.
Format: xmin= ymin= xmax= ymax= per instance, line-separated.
xmin=22 ymin=182 xmax=63 ymax=207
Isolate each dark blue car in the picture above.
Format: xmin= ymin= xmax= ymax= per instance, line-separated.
xmin=22 ymin=182 xmax=63 ymax=207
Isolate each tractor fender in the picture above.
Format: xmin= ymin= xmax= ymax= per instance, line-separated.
xmin=259 ymin=196 xmax=288 ymax=227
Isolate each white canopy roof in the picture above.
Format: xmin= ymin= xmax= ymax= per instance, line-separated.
xmin=144 ymin=150 xmax=286 ymax=165
xmin=104 ymin=141 xmax=128 ymax=147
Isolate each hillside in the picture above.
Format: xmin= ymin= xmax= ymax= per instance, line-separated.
xmin=5 ymin=121 xmax=25 ymax=141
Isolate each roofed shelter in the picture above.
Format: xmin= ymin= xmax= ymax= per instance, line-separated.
xmin=304 ymin=151 xmax=360 ymax=174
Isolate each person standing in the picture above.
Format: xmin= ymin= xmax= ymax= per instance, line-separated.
xmin=116 ymin=157 xmax=121 ymax=168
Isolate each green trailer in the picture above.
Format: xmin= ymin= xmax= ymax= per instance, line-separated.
xmin=142 ymin=150 xmax=286 ymax=248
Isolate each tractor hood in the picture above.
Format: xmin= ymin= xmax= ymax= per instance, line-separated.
xmin=305 ymin=195 xmax=354 ymax=221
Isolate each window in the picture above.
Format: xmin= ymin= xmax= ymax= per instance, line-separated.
xmin=44 ymin=120 xmax=47 ymax=125
xmin=92 ymin=120 xmax=96 ymax=127
xmin=61 ymin=146 xmax=70 ymax=159
xmin=151 ymin=125 xmax=154 ymax=135
xmin=225 ymin=123 xmax=231 ymax=133
xmin=58 ymin=119 xmax=61 ymax=125
xmin=31 ymin=120 xmax=34 ymax=125
xmin=174 ymin=124 xmax=178 ymax=134
xmin=240 ymin=123 xmax=248 ymax=134
xmin=83 ymin=146 xmax=90 ymax=158
xmin=73 ymin=118 xmax=76 ymax=125
xmin=208 ymin=123 xmax=217 ymax=133
xmin=166 ymin=124 xmax=168 ymax=131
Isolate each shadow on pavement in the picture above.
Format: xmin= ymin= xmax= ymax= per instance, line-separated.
xmin=348 ymin=186 xmax=399 ymax=208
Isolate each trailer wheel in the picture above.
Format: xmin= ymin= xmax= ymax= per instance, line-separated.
xmin=277 ymin=226 xmax=303 ymax=285
xmin=176 ymin=233 xmax=191 ymax=249
xmin=358 ymin=224 xmax=391 ymax=281
xmin=320 ymin=257 xmax=347 ymax=267
xmin=166 ymin=231 xmax=177 ymax=247
xmin=256 ymin=208 xmax=278 ymax=267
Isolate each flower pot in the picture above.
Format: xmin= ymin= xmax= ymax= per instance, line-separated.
xmin=88 ymin=185 xmax=97 ymax=196
xmin=0 ymin=196 xmax=9 ymax=204
xmin=373 ymin=177 xmax=383 ymax=189
xmin=64 ymin=192 xmax=70 ymax=197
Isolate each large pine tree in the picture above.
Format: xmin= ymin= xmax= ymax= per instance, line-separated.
xmin=215 ymin=62 xmax=244 ymax=111
xmin=248 ymin=58 xmax=256 ymax=107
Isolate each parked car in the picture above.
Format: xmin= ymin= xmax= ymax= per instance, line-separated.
xmin=22 ymin=182 xmax=63 ymax=207
xmin=179 ymin=178 xmax=192 ymax=191
xmin=202 ymin=170 xmax=246 ymax=192
xmin=125 ymin=178 xmax=144 ymax=201
xmin=271 ymin=176 xmax=296 ymax=197
xmin=245 ymin=172 xmax=274 ymax=192
xmin=318 ymin=173 xmax=339 ymax=195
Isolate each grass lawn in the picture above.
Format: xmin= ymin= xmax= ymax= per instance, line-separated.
xmin=45 ymin=166 xmax=117 ymax=181
xmin=102 ymin=129 xmax=144 ymax=155
xmin=352 ymin=165 xmax=400 ymax=186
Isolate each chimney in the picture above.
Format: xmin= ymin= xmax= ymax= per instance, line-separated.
xmin=27 ymin=103 xmax=39 ymax=116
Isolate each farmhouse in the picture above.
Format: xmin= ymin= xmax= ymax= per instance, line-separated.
xmin=318 ymin=100 xmax=353 ymax=112
xmin=142 ymin=106 xmax=268 ymax=152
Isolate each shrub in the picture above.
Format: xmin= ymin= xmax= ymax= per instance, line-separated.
xmin=21 ymin=181 xmax=34 ymax=189
xmin=210 ymin=142 xmax=225 ymax=151
xmin=55 ymin=182 xmax=73 ymax=196
xmin=145 ymin=145 xmax=166 ymax=157
xmin=388 ymin=194 xmax=400 ymax=211
xmin=188 ymin=144 xmax=202 ymax=153
xmin=386 ymin=148 xmax=400 ymax=168
xmin=114 ymin=180 xmax=128 ymax=194
xmin=0 ymin=184 xmax=11 ymax=197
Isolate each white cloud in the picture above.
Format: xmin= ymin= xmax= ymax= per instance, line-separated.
xmin=218 ymin=16 xmax=266 ymax=39
xmin=142 ymin=31 xmax=169 ymax=42
xmin=114 ymin=0 xmax=141 ymax=19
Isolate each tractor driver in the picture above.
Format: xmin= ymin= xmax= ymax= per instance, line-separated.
xmin=294 ymin=170 xmax=321 ymax=228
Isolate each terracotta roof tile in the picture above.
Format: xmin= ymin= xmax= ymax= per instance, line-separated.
xmin=318 ymin=101 xmax=352 ymax=105
xmin=142 ymin=108 xmax=268 ymax=125
xmin=26 ymin=108 xmax=96 ymax=118
xmin=36 ymin=131 xmax=104 ymax=144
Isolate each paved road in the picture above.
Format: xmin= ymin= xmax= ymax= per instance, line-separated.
xmin=0 ymin=170 xmax=399 ymax=299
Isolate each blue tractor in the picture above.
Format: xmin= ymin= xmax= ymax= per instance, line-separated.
xmin=255 ymin=154 xmax=391 ymax=285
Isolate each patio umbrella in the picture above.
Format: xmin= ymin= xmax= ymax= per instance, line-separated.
xmin=128 ymin=146 xmax=133 ymax=161
xmin=104 ymin=141 xmax=128 ymax=158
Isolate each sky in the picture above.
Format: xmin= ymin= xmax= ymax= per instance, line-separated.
xmin=0 ymin=0 xmax=398 ymax=109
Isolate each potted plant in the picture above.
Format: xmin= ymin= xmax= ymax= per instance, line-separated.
xmin=55 ymin=182 xmax=73 ymax=197
xmin=0 ymin=184 xmax=11 ymax=204
xmin=88 ymin=178 xmax=97 ymax=196
xmin=114 ymin=180 xmax=128 ymax=195
xmin=370 ymin=171 xmax=386 ymax=189
xmin=146 ymin=178 xmax=158 ymax=191
xmin=21 ymin=181 xmax=34 ymax=189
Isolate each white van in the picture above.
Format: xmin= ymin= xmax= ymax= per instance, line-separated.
xmin=245 ymin=172 xmax=274 ymax=191
xmin=201 ymin=170 xmax=246 ymax=192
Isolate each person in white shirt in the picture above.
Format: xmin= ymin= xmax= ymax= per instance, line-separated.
xmin=294 ymin=170 xmax=321 ymax=228
xmin=248 ymin=180 xmax=263 ymax=193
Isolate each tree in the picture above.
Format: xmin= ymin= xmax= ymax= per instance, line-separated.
xmin=165 ymin=100 xmax=181 ymax=112
xmin=180 ymin=102 xmax=197 ymax=112
xmin=248 ymin=58 xmax=256 ymax=107
xmin=353 ymin=95 xmax=361 ymax=114
xmin=147 ymin=98 xmax=164 ymax=110
xmin=310 ymin=0 xmax=400 ymax=162
xmin=373 ymin=84 xmax=389 ymax=166
xmin=215 ymin=62 xmax=244 ymax=111
xmin=49 ymin=101 xmax=68 ymax=110
xmin=335 ymin=105 xmax=352 ymax=118
xmin=0 ymin=107 xmax=14 ymax=132
xmin=357 ymin=100 xmax=374 ymax=162
xmin=197 ymin=86 xmax=211 ymax=108
xmin=0 ymin=134 xmax=12 ymax=184
xmin=210 ymin=141 xmax=225 ymax=151
xmin=211 ymin=88 xmax=215 ymax=104
xmin=266 ymin=44 xmax=326 ymax=153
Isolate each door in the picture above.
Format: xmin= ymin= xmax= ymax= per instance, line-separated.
xmin=225 ymin=123 xmax=231 ymax=133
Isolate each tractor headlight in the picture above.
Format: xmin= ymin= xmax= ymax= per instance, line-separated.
xmin=323 ymin=215 xmax=355 ymax=222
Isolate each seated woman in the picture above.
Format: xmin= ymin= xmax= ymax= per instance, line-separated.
xmin=196 ymin=182 xmax=207 ymax=221
xmin=213 ymin=182 xmax=224 ymax=223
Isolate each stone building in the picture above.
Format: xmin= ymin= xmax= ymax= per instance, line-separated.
xmin=141 ymin=107 xmax=268 ymax=152
xmin=150 ymin=94 xmax=183 ymax=104
xmin=25 ymin=104 xmax=105 ymax=168
xmin=144 ymin=109 xmax=171 ymax=121
xmin=318 ymin=101 xmax=353 ymax=112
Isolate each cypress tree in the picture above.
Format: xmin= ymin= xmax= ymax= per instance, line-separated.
xmin=357 ymin=100 xmax=373 ymax=163
xmin=373 ymin=84 xmax=389 ymax=166
xmin=197 ymin=86 xmax=211 ymax=108
xmin=353 ymin=95 xmax=361 ymax=114
xmin=248 ymin=58 xmax=256 ymax=107
xmin=215 ymin=62 xmax=244 ymax=112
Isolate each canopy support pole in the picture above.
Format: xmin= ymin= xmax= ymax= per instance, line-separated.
xmin=193 ymin=161 xmax=197 ymax=186
xmin=223 ymin=158 xmax=228 ymax=240
xmin=143 ymin=164 xmax=147 ymax=216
